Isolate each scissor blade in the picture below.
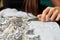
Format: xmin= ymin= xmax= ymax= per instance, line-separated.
xmin=28 ymin=18 xmax=39 ymax=21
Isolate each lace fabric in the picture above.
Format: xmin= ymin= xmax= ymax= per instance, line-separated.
xmin=0 ymin=8 xmax=59 ymax=40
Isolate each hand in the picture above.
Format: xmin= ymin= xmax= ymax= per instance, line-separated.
xmin=37 ymin=7 xmax=60 ymax=22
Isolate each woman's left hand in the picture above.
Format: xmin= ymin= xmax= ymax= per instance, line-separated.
xmin=37 ymin=7 xmax=60 ymax=22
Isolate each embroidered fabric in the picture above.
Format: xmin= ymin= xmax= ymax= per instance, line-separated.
xmin=0 ymin=8 xmax=59 ymax=40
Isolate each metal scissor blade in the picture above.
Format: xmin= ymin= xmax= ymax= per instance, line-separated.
xmin=28 ymin=18 xmax=39 ymax=21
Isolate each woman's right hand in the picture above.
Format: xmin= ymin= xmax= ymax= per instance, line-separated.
xmin=37 ymin=7 xmax=60 ymax=22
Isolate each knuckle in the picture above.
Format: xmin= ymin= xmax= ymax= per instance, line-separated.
xmin=46 ymin=15 xmax=49 ymax=18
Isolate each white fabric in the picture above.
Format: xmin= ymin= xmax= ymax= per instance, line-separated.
xmin=28 ymin=21 xmax=60 ymax=40
xmin=0 ymin=8 xmax=59 ymax=40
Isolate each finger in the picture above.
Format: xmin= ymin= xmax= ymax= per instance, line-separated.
xmin=41 ymin=7 xmax=51 ymax=21
xmin=37 ymin=14 xmax=42 ymax=20
xmin=55 ymin=14 xmax=60 ymax=21
xmin=46 ymin=8 xmax=55 ymax=21
xmin=50 ymin=10 xmax=59 ymax=21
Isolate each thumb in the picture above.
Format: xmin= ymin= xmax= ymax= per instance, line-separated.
xmin=37 ymin=14 xmax=42 ymax=20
